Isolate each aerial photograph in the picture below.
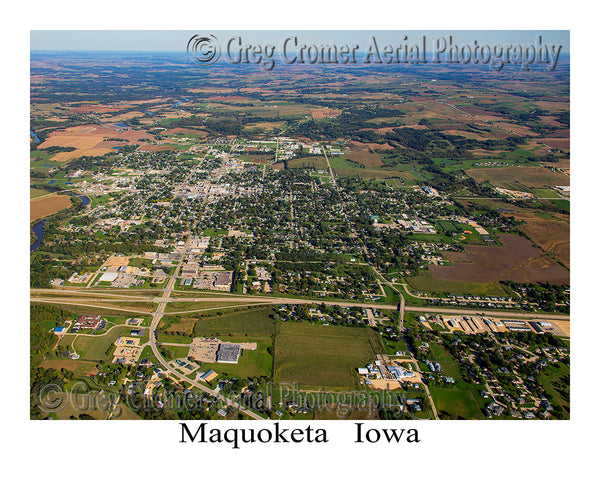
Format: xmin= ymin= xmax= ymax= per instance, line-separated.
xmin=29 ymin=30 xmax=570 ymax=421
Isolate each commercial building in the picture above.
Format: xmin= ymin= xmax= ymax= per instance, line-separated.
xmin=216 ymin=343 xmax=241 ymax=364
xmin=74 ymin=315 xmax=104 ymax=330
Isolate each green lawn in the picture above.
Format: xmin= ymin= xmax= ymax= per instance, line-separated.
xmin=71 ymin=326 xmax=131 ymax=362
xmin=161 ymin=344 xmax=190 ymax=359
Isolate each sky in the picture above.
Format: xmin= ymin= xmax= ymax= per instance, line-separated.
xmin=31 ymin=30 xmax=570 ymax=53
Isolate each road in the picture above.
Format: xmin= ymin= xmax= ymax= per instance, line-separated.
xmin=409 ymin=357 xmax=439 ymax=420
xmin=146 ymin=246 xmax=265 ymax=420
xmin=321 ymin=143 xmax=337 ymax=189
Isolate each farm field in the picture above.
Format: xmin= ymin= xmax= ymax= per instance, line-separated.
xmin=405 ymin=270 xmax=509 ymax=296
xmin=30 ymin=194 xmax=72 ymax=221
xmin=456 ymin=198 xmax=570 ymax=268
xmin=345 ymin=141 xmax=383 ymax=167
xmin=465 ymin=166 xmax=570 ymax=190
xmin=30 ymin=187 xmax=54 ymax=199
xmin=191 ymin=307 xmax=276 ymax=337
xmin=273 ymin=322 xmax=384 ymax=391
xmin=430 ymin=234 xmax=569 ymax=285
xmin=532 ymin=188 xmax=562 ymax=198
xmin=286 ymin=156 xmax=329 ymax=170
xmin=330 ymin=156 xmax=414 ymax=180
xmin=37 ymin=123 xmax=154 ymax=161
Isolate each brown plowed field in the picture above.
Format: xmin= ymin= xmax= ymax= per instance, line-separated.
xmin=309 ymin=108 xmax=341 ymax=119
xmin=38 ymin=124 xmax=154 ymax=161
xmin=540 ymin=137 xmax=570 ymax=149
xmin=466 ymin=166 xmax=570 ymax=189
xmin=512 ymin=212 xmax=570 ymax=268
xmin=430 ymin=234 xmax=569 ymax=285
xmin=30 ymin=194 xmax=72 ymax=222
xmin=346 ymin=141 xmax=383 ymax=167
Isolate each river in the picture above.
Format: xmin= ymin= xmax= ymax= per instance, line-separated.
xmin=73 ymin=193 xmax=91 ymax=206
xmin=30 ymin=193 xmax=90 ymax=252
xmin=30 ymin=220 xmax=46 ymax=252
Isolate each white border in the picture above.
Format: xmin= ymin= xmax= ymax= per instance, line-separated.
xmin=4 ymin=1 xmax=596 ymax=478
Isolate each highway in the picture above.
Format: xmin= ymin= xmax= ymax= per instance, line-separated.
xmin=32 ymin=289 xmax=570 ymax=322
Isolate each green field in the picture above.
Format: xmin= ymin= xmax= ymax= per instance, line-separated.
xmin=532 ymin=188 xmax=561 ymax=198
xmin=436 ymin=220 xmax=460 ymax=233
xmin=287 ymin=156 xmax=329 ymax=170
xmin=192 ymin=307 xmax=276 ymax=337
xmin=30 ymin=187 xmax=54 ymax=199
xmin=405 ymin=270 xmax=509 ymax=296
xmin=274 ymin=322 xmax=384 ymax=391
xmin=550 ymin=199 xmax=570 ymax=211
xmin=69 ymin=326 xmax=131 ymax=362
xmin=427 ymin=342 xmax=463 ymax=379
xmin=428 ymin=385 xmax=487 ymax=419
xmin=537 ymin=361 xmax=570 ymax=417
xmin=161 ymin=344 xmax=191 ymax=359
xmin=329 ymin=156 xmax=414 ymax=180
xmin=164 ymin=300 xmax=254 ymax=313
xmin=31 ymin=301 xmax=155 ymax=318
xmin=128 ymin=257 xmax=154 ymax=269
